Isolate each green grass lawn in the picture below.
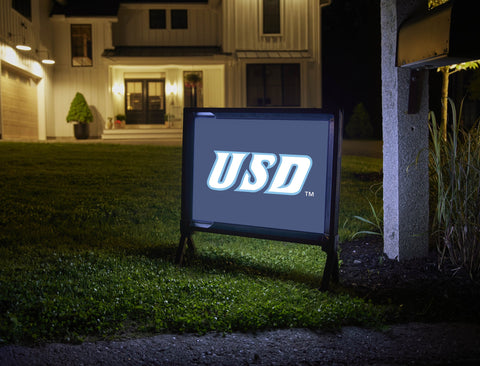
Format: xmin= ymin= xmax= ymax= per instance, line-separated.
xmin=0 ymin=142 xmax=384 ymax=344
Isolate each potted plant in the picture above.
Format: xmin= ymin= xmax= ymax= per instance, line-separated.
xmin=66 ymin=92 xmax=93 ymax=139
xmin=184 ymin=72 xmax=202 ymax=107
xmin=115 ymin=114 xmax=126 ymax=129
xmin=165 ymin=113 xmax=175 ymax=128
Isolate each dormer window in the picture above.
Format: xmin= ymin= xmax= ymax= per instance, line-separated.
xmin=71 ymin=24 xmax=92 ymax=67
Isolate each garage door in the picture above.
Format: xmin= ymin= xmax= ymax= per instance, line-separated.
xmin=1 ymin=65 xmax=38 ymax=140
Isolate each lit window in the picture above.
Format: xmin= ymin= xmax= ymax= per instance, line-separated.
xmin=71 ymin=24 xmax=92 ymax=67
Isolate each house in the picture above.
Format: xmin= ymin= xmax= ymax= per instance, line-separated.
xmin=0 ymin=0 xmax=331 ymax=142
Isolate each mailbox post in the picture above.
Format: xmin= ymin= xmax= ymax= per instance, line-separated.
xmin=381 ymin=0 xmax=479 ymax=261
xmin=381 ymin=0 xmax=430 ymax=261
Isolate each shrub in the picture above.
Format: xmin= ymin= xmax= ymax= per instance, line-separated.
xmin=345 ymin=103 xmax=374 ymax=139
xmin=429 ymin=99 xmax=480 ymax=279
xmin=66 ymin=92 xmax=93 ymax=124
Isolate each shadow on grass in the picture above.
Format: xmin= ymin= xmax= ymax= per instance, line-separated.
xmin=183 ymin=249 xmax=323 ymax=289
xmin=119 ymin=240 xmax=326 ymax=289
xmin=118 ymin=241 xmax=179 ymax=263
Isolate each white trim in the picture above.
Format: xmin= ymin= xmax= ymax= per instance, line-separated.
xmin=0 ymin=62 xmax=2 ymax=138
xmin=103 ymin=56 xmax=230 ymax=66
xmin=236 ymin=50 xmax=312 ymax=60
xmin=258 ymin=0 xmax=285 ymax=38
xmin=50 ymin=15 xmax=118 ymax=23
xmin=121 ymin=4 xmax=208 ymax=10
xmin=37 ymin=77 xmax=46 ymax=140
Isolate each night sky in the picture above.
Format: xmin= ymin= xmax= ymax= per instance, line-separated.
xmin=322 ymin=0 xmax=382 ymax=139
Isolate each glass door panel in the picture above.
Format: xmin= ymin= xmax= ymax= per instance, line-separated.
xmin=147 ymin=81 xmax=165 ymax=124
xmin=264 ymin=64 xmax=282 ymax=106
xmin=125 ymin=79 xmax=165 ymax=124
xmin=246 ymin=64 xmax=301 ymax=107
xmin=125 ymin=80 xmax=144 ymax=124
xmin=246 ymin=65 xmax=264 ymax=106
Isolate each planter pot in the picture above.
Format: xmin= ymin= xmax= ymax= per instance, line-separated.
xmin=74 ymin=123 xmax=89 ymax=140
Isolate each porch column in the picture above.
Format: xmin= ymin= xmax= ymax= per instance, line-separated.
xmin=381 ymin=0 xmax=429 ymax=260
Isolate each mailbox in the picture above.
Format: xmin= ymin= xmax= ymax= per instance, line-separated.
xmin=397 ymin=0 xmax=480 ymax=68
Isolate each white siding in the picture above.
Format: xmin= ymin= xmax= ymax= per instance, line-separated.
xmin=1 ymin=0 xmax=36 ymax=53
xmin=1 ymin=0 xmax=54 ymax=60
xmin=2 ymin=0 xmax=326 ymax=139
xmin=0 ymin=0 xmax=54 ymax=140
xmin=51 ymin=19 xmax=110 ymax=137
xmin=52 ymin=68 xmax=108 ymax=138
xmin=203 ymin=67 xmax=225 ymax=107
xmin=224 ymin=0 xmax=311 ymax=52
xmin=113 ymin=6 xmax=221 ymax=46
xmin=222 ymin=0 xmax=323 ymax=108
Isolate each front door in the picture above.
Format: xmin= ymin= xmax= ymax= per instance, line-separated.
xmin=125 ymin=79 xmax=165 ymax=124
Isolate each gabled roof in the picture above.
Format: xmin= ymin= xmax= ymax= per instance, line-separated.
xmin=50 ymin=0 xmax=209 ymax=17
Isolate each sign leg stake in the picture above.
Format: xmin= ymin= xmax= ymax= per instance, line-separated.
xmin=320 ymin=236 xmax=339 ymax=291
xmin=175 ymin=234 xmax=195 ymax=265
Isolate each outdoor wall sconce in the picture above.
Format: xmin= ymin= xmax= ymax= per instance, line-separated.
xmin=37 ymin=49 xmax=55 ymax=65
xmin=397 ymin=0 xmax=480 ymax=69
xmin=8 ymin=32 xmax=31 ymax=51
xmin=15 ymin=41 xmax=31 ymax=51
xmin=9 ymin=23 xmax=31 ymax=51
xmin=112 ymin=83 xmax=124 ymax=95
xmin=166 ymin=82 xmax=178 ymax=96
xmin=167 ymin=82 xmax=178 ymax=106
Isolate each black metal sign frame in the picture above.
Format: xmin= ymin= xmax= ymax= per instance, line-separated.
xmin=176 ymin=108 xmax=342 ymax=290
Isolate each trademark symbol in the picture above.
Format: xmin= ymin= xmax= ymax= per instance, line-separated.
xmin=305 ymin=191 xmax=315 ymax=198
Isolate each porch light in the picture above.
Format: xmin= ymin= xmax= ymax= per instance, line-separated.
xmin=167 ymin=82 xmax=178 ymax=96
xmin=8 ymin=32 xmax=31 ymax=51
xmin=37 ymin=49 xmax=55 ymax=65
xmin=10 ymin=23 xmax=31 ymax=51
xmin=16 ymin=42 xmax=31 ymax=51
xmin=112 ymin=83 xmax=125 ymax=95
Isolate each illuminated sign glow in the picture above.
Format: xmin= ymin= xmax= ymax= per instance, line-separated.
xmin=207 ymin=151 xmax=312 ymax=195
xmin=178 ymin=108 xmax=342 ymax=289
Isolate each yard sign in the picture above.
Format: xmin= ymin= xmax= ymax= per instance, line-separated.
xmin=177 ymin=108 xmax=342 ymax=289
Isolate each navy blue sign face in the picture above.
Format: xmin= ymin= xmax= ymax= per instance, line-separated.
xmin=191 ymin=115 xmax=330 ymax=234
